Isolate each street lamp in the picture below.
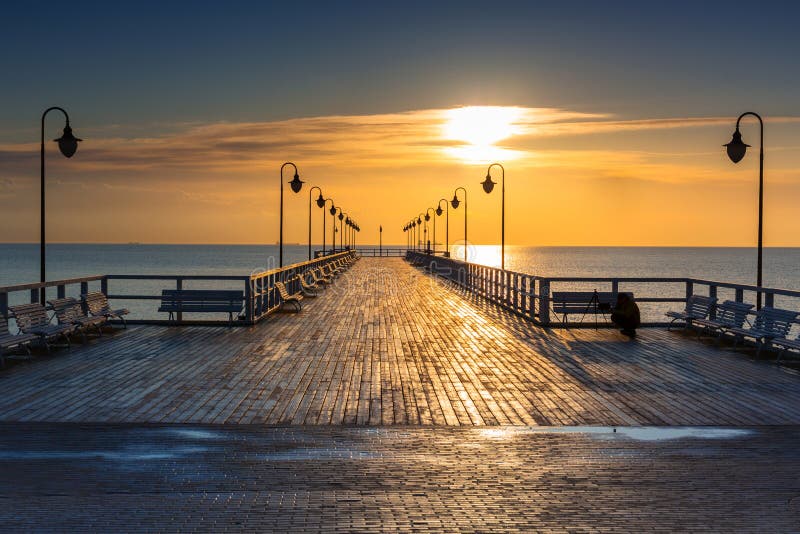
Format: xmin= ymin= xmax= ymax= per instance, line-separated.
xmin=323 ymin=198 xmax=335 ymax=255
xmin=482 ymin=163 xmax=506 ymax=270
xmin=279 ymin=162 xmax=303 ymax=267
xmin=437 ymin=198 xmax=449 ymax=257
xmin=725 ymin=112 xmax=765 ymax=309
xmin=308 ymin=186 xmax=325 ymax=260
xmin=450 ymin=187 xmax=468 ymax=261
xmin=338 ymin=210 xmax=346 ymax=252
xmin=426 ymin=208 xmax=436 ymax=255
xmin=41 ymin=107 xmax=81 ymax=304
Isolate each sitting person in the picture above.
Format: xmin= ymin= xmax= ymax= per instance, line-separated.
xmin=611 ymin=293 xmax=640 ymax=337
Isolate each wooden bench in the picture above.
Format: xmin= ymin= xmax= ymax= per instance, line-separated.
xmin=8 ymin=303 xmax=76 ymax=352
xmin=665 ymin=295 xmax=717 ymax=330
xmin=48 ymin=297 xmax=107 ymax=342
xmin=0 ymin=315 xmax=38 ymax=367
xmin=274 ymin=281 xmax=303 ymax=312
xmin=551 ymin=291 xmax=633 ymax=324
xmin=158 ymin=290 xmax=244 ymax=324
xmin=726 ymin=306 xmax=799 ymax=356
xmin=82 ymin=291 xmax=130 ymax=328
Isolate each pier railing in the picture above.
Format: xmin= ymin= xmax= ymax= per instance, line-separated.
xmin=406 ymin=251 xmax=800 ymax=328
xmin=0 ymin=251 xmax=354 ymax=327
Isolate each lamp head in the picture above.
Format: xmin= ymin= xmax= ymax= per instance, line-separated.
xmin=450 ymin=194 xmax=460 ymax=209
xmin=54 ymin=124 xmax=81 ymax=158
xmin=424 ymin=213 xmax=430 ymax=222
xmin=289 ymin=172 xmax=304 ymax=193
xmin=330 ymin=205 xmax=337 ymax=216
xmin=436 ymin=206 xmax=443 ymax=216
xmin=316 ymin=192 xmax=325 ymax=208
xmin=338 ymin=212 xmax=344 ymax=221
xmin=412 ymin=221 xmax=416 ymax=228
xmin=724 ymin=128 xmax=749 ymax=163
xmin=416 ymin=217 xmax=422 ymax=225
xmin=481 ymin=173 xmax=496 ymax=194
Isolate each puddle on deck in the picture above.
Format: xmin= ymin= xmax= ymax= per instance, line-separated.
xmin=478 ymin=426 xmax=752 ymax=441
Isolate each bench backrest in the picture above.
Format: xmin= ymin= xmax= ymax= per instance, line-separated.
xmin=751 ymin=307 xmax=798 ymax=337
xmin=299 ymin=276 xmax=315 ymax=289
xmin=686 ymin=295 xmax=717 ymax=317
xmin=83 ymin=291 xmax=111 ymax=315
xmin=160 ymin=290 xmax=244 ymax=307
xmin=274 ymin=281 xmax=296 ymax=301
xmin=9 ymin=303 xmax=51 ymax=332
xmin=552 ymin=291 xmax=633 ymax=307
xmin=714 ymin=300 xmax=754 ymax=328
xmin=48 ymin=297 xmax=84 ymax=325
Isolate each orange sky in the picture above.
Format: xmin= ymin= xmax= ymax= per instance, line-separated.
xmin=1 ymin=106 xmax=799 ymax=247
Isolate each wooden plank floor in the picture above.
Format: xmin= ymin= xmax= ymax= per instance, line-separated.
xmin=2 ymin=257 xmax=800 ymax=426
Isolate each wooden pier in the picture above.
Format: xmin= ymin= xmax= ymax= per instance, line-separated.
xmin=1 ymin=257 xmax=800 ymax=426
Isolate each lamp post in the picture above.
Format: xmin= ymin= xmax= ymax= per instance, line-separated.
xmin=323 ymin=198 xmax=335 ymax=255
xmin=379 ymin=225 xmax=383 ymax=256
xmin=425 ymin=208 xmax=436 ymax=255
xmin=329 ymin=203 xmax=339 ymax=252
xmin=450 ymin=187 xmax=468 ymax=261
xmin=724 ymin=112 xmax=765 ymax=309
xmin=417 ymin=214 xmax=424 ymax=252
xmin=308 ymin=186 xmax=325 ymax=260
xmin=482 ymin=163 xmax=505 ymax=270
xmin=338 ymin=210 xmax=346 ymax=251
xmin=279 ymin=162 xmax=303 ymax=267
xmin=410 ymin=220 xmax=416 ymax=250
xmin=437 ymin=198 xmax=449 ymax=257
xmin=40 ymin=107 xmax=81 ymax=304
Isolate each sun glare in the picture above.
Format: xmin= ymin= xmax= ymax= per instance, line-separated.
xmin=442 ymin=106 xmax=525 ymax=163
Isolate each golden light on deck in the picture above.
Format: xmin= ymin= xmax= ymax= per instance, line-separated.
xmin=442 ymin=106 xmax=524 ymax=163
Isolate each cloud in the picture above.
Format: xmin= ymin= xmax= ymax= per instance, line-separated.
xmin=0 ymin=107 xmax=798 ymax=189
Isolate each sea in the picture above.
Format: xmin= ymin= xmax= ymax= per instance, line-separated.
xmin=1 ymin=244 xmax=799 ymax=322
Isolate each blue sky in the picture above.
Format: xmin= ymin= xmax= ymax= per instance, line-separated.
xmin=1 ymin=1 xmax=799 ymax=246
xmin=1 ymin=0 xmax=799 ymax=136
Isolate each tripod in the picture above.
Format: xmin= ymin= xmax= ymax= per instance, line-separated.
xmin=580 ymin=289 xmax=610 ymax=330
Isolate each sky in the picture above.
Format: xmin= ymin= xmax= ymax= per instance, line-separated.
xmin=1 ymin=0 xmax=799 ymax=246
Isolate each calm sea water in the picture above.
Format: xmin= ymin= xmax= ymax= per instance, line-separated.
xmin=1 ymin=244 xmax=798 ymax=321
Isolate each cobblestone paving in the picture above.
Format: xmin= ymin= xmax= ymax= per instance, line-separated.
xmin=1 ymin=423 xmax=799 ymax=532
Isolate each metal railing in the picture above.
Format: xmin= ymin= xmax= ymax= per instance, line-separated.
xmin=405 ymin=251 xmax=800 ymax=328
xmin=354 ymin=247 xmax=410 ymax=257
xmin=0 ymin=251 xmax=355 ymax=327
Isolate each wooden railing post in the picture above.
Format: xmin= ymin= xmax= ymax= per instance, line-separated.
xmin=765 ymin=292 xmax=774 ymax=308
xmin=685 ymin=280 xmax=693 ymax=303
xmin=538 ymin=279 xmax=550 ymax=325
xmin=709 ymin=284 xmax=718 ymax=319
xmin=176 ymin=278 xmax=183 ymax=323
xmin=101 ymin=277 xmax=108 ymax=296
xmin=245 ymin=279 xmax=254 ymax=324
xmin=0 ymin=292 xmax=7 ymax=318
xmin=31 ymin=288 xmax=39 ymax=304
xmin=57 ymin=284 xmax=66 ymax=299
xmin=735 ymin=288 xmax=744 ymax=303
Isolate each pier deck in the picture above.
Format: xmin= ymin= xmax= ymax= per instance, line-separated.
xmin=2 ymin=257 xmax=799 ymax=426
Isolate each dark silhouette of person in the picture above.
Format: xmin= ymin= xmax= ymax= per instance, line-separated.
xmin=611 ymin=293 xmax=640 ymax=337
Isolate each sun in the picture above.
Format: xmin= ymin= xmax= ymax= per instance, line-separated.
xmin=442 ymin=106 xmax=524 ymax=163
